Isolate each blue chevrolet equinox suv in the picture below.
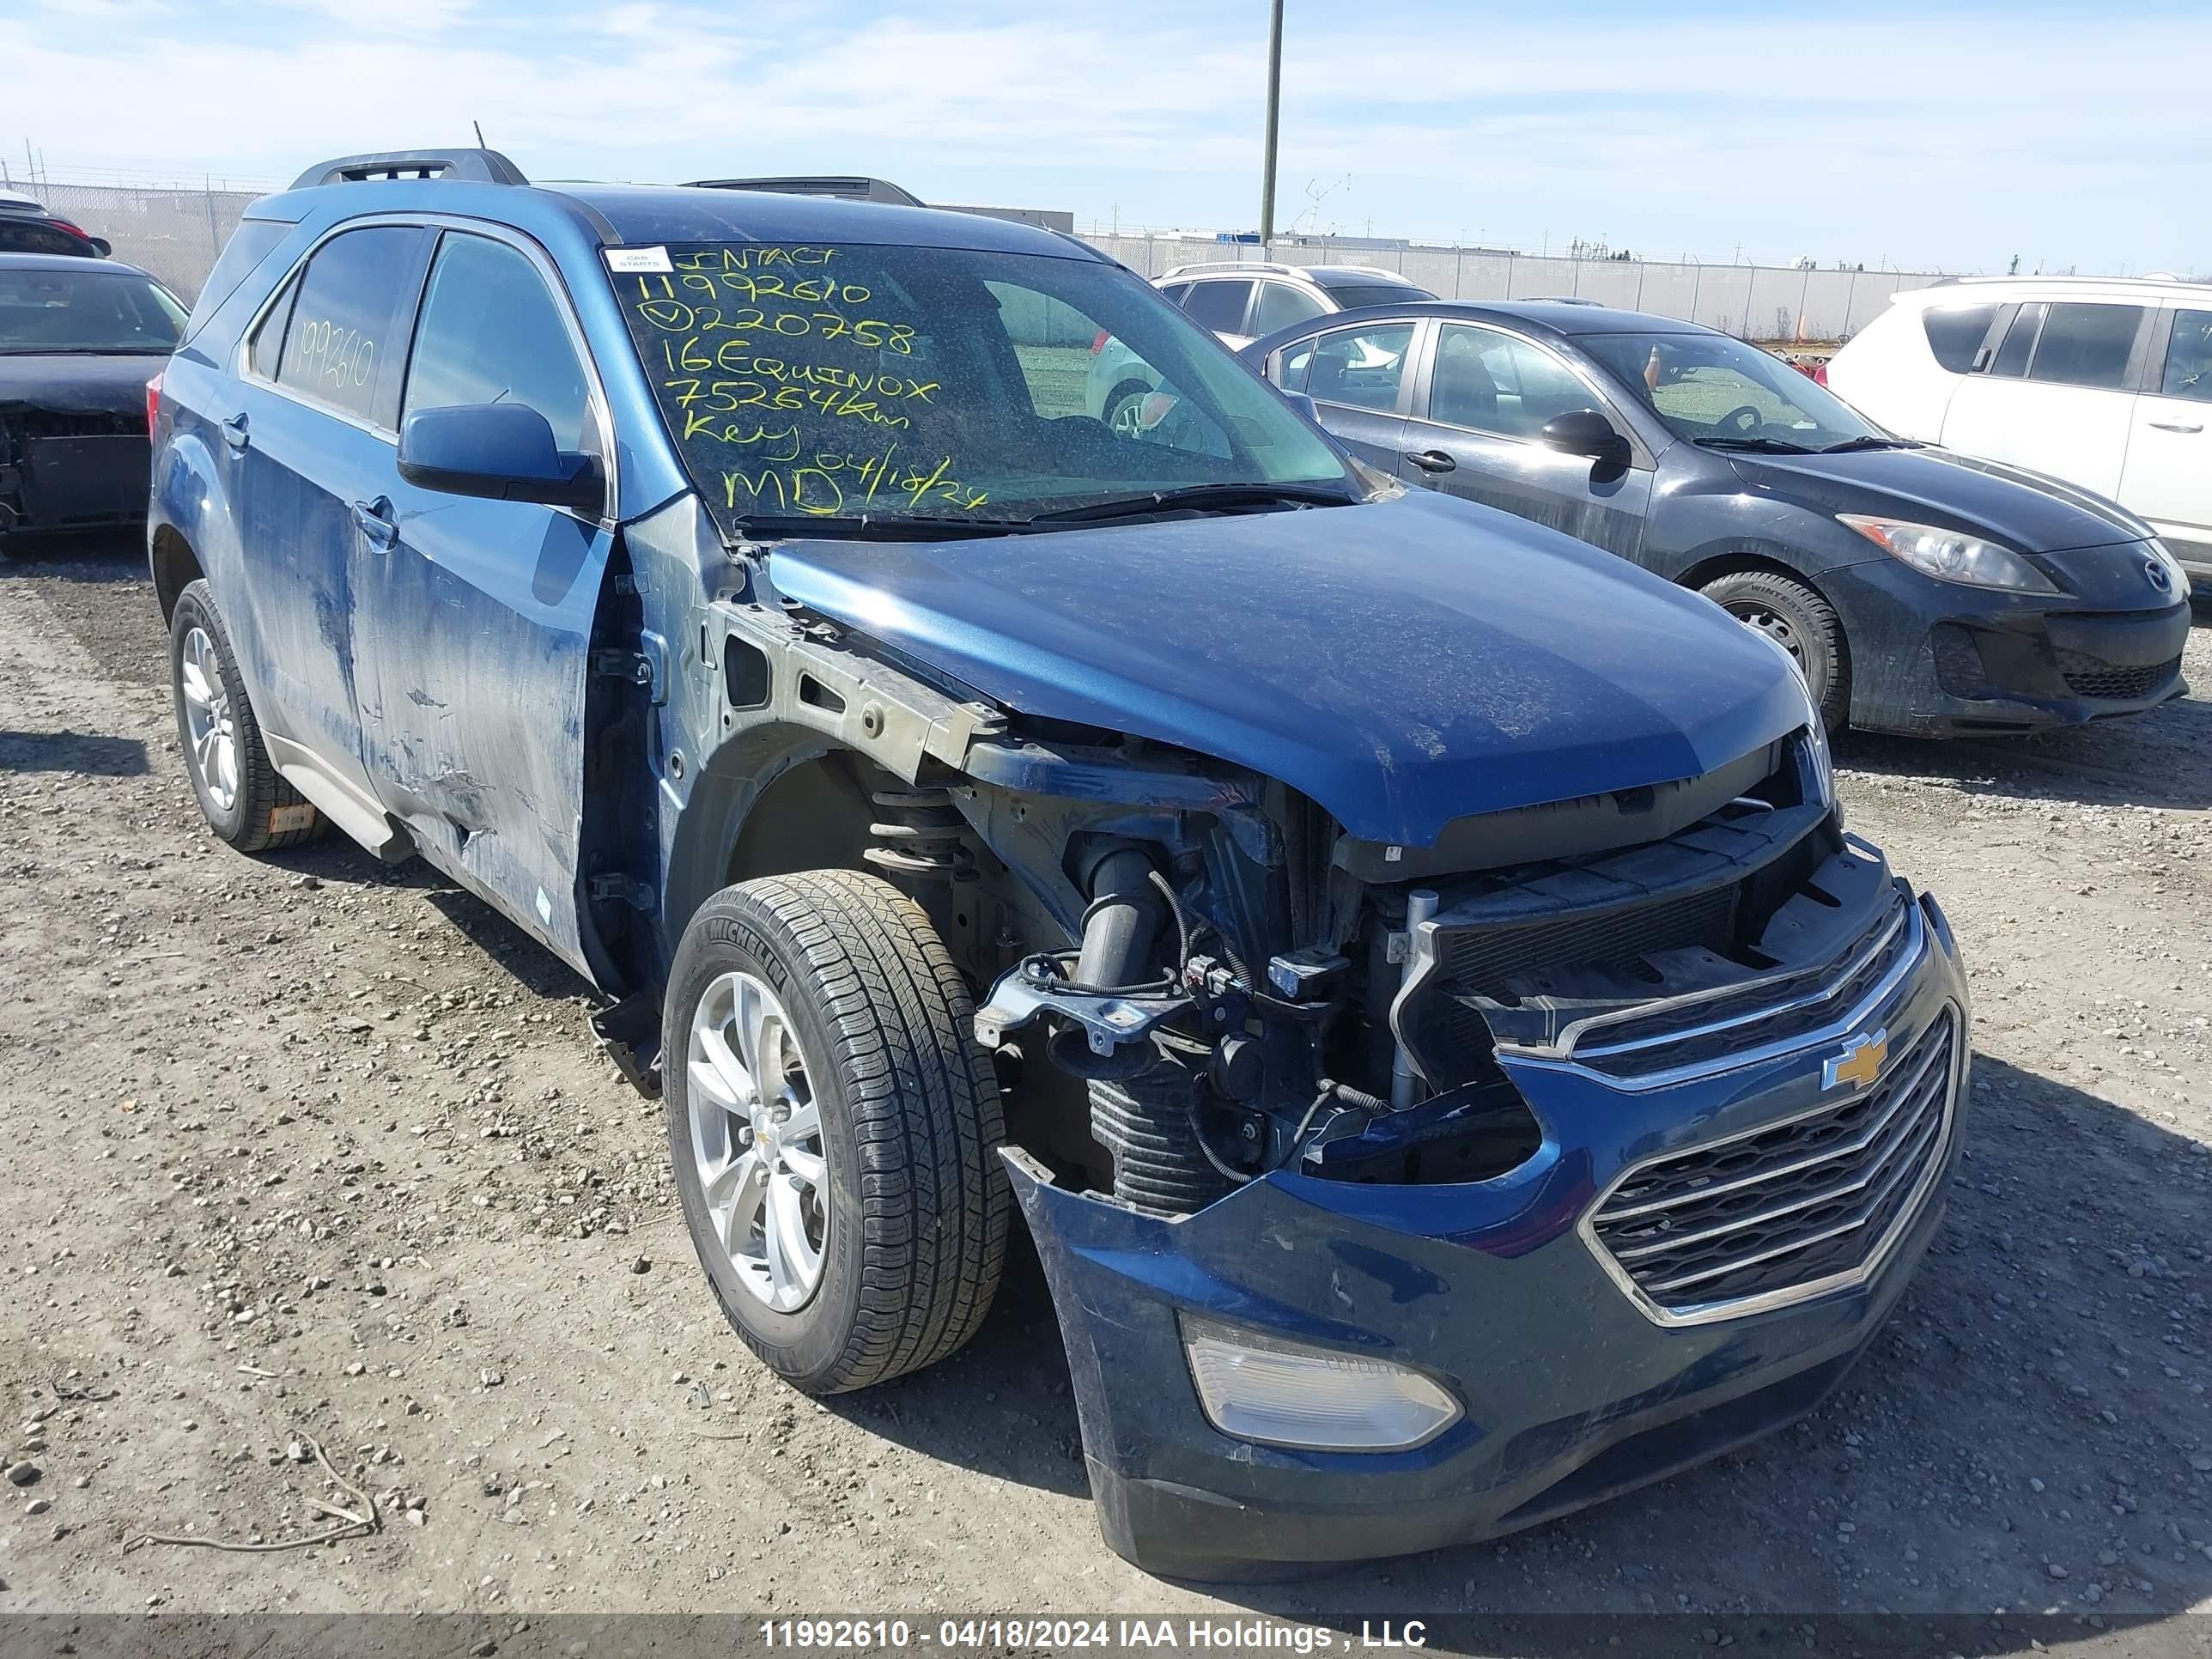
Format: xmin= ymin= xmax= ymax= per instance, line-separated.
xmin=149 ymin=149 xmax=1971 ymax=1579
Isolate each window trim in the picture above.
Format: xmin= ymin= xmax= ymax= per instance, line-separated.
xmin=1413 ymin=319 xmax=1627 ymax=449
xmin=235 ymin=214 xmax=618 ymax=524
xmin=1285 ymin=316 xmax=1427 ymax=419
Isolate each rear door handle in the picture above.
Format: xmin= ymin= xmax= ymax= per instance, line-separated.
xmin=351 ymin=496 xmax=398 ymax=550
xmin=219 ymin=414 xmax=249 ymax=452
xmin=2148 ymin=420 xmax=2204 ymax=433
xmin=1406 ymin=449 xmax=1457 ymax=473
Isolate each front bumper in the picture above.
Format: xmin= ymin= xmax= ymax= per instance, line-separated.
xmin=1826 ymin=556 xmax=2190 ymax=735
xmin=1012 ymin=890 xmax=1968 ymax=1581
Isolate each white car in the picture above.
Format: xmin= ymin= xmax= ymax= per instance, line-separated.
xmin=1085 ymin=261 xmax=1432 ymax=429
xmin=1826 ymin=276 xmax=2212 ymax=582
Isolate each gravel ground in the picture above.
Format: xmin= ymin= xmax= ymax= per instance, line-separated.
xmin=1 ymin=536 xmax=2209 ymax=1630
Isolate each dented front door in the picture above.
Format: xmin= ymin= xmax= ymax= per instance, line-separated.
xmin=354 ymin=228 xmax=615 ymax=972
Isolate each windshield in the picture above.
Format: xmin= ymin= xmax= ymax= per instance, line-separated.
xmin=1577 ymin=330 xmax=1887 ymax=451
xmin=0 ymin=266 xmax=185 ymax=355
xmin=608 ymin=242 xmax=1355 ymax=532
xmin=1317 ymin=281 xmax=1434 ymax=312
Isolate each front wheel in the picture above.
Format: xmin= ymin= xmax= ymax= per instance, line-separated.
xmin=665 ymin=870 xmax=1009 ymax=1394
xmin=1698 ymin=568 xmax=1850 ymax=734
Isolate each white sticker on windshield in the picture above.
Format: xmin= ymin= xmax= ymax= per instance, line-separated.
xmin=605 ymin=246 xmax=673 ymax=274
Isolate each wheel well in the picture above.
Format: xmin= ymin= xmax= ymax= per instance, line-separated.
xmin=1678 ymin=550 xmax=1854 ymax=684
xmin=151 ymin=526 xmax=204 ymax=624
xmin=724 ymin=752 xmax=878 ymax=888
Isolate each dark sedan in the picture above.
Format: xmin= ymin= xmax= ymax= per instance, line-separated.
xmin=0 ymin=252 xmax=183 ymax=551
xmin=1242 ymin=301 xmax=2194 ymax=735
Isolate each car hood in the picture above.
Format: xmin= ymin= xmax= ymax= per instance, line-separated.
xmin=1728 ymin=444 xmax=2146 ymax=554
xmin=765 ymin=489 xmax=1808 ymax=847
xmin=0 ymin=351 xmax=165 ymax=418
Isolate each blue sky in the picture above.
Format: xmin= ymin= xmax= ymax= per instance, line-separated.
xmin=6 ymin=0 xmax=2206 ymax=276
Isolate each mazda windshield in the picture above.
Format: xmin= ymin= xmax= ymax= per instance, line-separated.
xmin=1578 ymin=329 xmax=1904 ymax=454
xmin=609 ymin=242 xmax=1358 ymax=533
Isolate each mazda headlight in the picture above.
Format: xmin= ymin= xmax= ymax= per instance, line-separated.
xmin=1181 ymin=1316 xmax=1461 ymax=1451
xmin=1838 ymin=514 xmax=2057 ymax=592
xmin=2148 ymin=538 xmax=2193 ymax=600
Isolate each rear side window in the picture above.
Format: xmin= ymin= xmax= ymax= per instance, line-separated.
xmin=1158 ymin=282 xmax=1191 ymax=306
xmin=1990 ymin=303 xmax=2043 ymax=377
xmin=276 ymin=226 xmax=426 ymax=427
xmin=1921 ymin=304 xmax=1997 ymax=374
xmin=183 ymin=218 xmax=291 ymax=341
xmin=1316 ymin=281 xmax=1431 ymax=311
xmin=1250 ymin=280 xmax=1326 ymax=336
xmin=403 ymin=234 xmax=593 ymax=453
xmin=2027 ymin=302 xmax=2144 ymax=389
xmin=2160 ymin=309 xmax=2212 ymax=403
xmin=1305 ymin=322 xmax=1416 ymax=412
xmin=1182 ymin=280 xmax=1253 ymax=334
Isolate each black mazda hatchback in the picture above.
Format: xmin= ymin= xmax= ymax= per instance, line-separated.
xmin=1243 ymin=301 xmax=2193 ymax=735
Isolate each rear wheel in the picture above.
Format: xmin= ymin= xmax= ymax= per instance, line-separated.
xmin=168 ymin=579 xmax=324 ymax=852
xmin=1698 ymin=568 xmax=1850 ymax=734
xmin=665 ymin=870 xmax=1009 ymax=1394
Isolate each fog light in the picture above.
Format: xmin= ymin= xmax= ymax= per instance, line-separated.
xmin=1180 ymin=1315 xmax=1461 ymax=1451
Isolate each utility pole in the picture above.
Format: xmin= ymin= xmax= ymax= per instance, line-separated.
xmin=1258 ymin=0 xmax=1284 ymax=246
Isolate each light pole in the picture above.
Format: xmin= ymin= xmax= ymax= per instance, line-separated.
xmin=1259 ymin=0 xmax=1284 ymax=246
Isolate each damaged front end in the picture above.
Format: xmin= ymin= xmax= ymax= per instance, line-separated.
xmin=0 ymin=400 xmax=152 ymax=540
xmin=963 ymin=713 xmax=1967 ymax=1577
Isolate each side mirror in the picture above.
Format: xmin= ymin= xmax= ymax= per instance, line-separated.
xmin=88 ymin=236 xmax=112 ymax=258
xmin=1540 ymin=408 xmax=1632 ymax=467
xmin=398 ymin=403 xmax=602 ymax=514
xmin=1283 ymin=390 xmax=1321 ymax=425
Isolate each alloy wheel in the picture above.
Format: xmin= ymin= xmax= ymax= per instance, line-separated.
xmin=179 ymin=625 xmax=240 ymax=813
xmin=685 ymin=971 xmax=830 ymax=1311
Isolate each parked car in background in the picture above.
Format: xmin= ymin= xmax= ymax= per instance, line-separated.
xmin=0 ymin=252 xmax=185 ymax=552
xmin=1826 ymin=276 xmax=2212 ymax=585
xmin=0 ymin=189 xmax=112 ymax=258
xmin=153 ymin=149 xmax=1968 ymax=1580
xmin=1086 ymin=260 xmax=1433 ymax=429
xmin=1243 ymin=300 xmax=2193 ymax=735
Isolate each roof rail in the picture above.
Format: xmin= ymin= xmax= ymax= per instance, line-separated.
xmin=1160 ymin=259 xmax=1288 ymax=280
xmin=290 ymin=149 xmax=529 ymax=190
xmin=686 ymin=176 xmax=925 ymax=207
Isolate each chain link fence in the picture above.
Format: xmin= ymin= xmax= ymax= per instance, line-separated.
xmin=19 ymin=176 xmax=1953 ymax=341
xmin=19 ymin=179 xmax=267 ymax=302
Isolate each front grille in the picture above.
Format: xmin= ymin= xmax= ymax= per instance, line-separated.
xmin=1588 ymin=1009 xmax=1956 ymax=1320
xmin=2056 ymin=648 xmax=2180 ymax=702
xmin=1573 ymin=892 xmax=1914 ymax=1081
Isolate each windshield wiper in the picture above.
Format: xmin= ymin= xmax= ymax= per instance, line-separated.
xmin=1021 ymin=482 xmax=1358 ymax=526
xmin=1692 ymin=435 xmax=1816 ymax=454
xmin=1818 ymin=435 xmax=1922 ymax=453
xmin=738 ymin=513 xmax=1027 ymax=542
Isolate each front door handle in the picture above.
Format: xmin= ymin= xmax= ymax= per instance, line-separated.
xmin=2148 ymin=420 xmax=2204 ymax=434
xmin=351 ymin=496 xmax=398 ymax=550
xmin=218 ymin=413 xmax=249 ymax=452
xmin=1406 ymin=449 xmax=1458 ymax=473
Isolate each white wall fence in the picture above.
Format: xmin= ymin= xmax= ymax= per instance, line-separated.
xmin=1081 ymin=235 xmax=1955 ymax=342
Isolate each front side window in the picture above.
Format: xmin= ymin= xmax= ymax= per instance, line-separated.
xmin=0 ymin=266 xmax=185 ymax=355
xmin=1303 ymin=322 xmax=1416 ymax=412
xmin=1429 ymin=325 xmax=1590 ymax=438
xmin=1181 ymin=279 xmax=1253 ymax=334
xmin=1921 ymin=303 xmax=1998 ymax=374
xmin=609 ymin=243 xmax=1351 ymax=532
xmin=2160 ymin=308 xmax=2212 ymax=403
xmin=404 ymin=234 xmax=592 ymax=452
xmin=274 ymin=225 xmax=426 ymax=425
xmin=2026 ymin=302 xmax=2143 ymax=389
xmin=1250 ymin=281 xmax=1326 ymax=336
xmin=1579 ymin=330 xmax=1885 ymax=451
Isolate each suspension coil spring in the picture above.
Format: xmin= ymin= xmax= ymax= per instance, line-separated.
xmin=863 ymin=786 xmax=976 ymax=882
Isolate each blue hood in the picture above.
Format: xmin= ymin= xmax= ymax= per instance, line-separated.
xmin=767 ymin=490 xmax=1808 ymax=847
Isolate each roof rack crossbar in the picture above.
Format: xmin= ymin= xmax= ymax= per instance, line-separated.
xmin=292 ymin=149 xmax=529 ymax=190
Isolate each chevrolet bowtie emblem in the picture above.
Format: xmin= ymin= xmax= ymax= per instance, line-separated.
xmin=1823 ymin=1029 xmax=1889 ymax=1091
